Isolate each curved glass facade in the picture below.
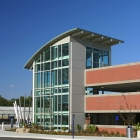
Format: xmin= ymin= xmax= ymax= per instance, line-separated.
xmin=33 ymin=43 xmax=69 ymax=130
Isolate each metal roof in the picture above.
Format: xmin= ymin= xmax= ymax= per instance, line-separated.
xmin=24 ymin=28 xmax=124 ymax=69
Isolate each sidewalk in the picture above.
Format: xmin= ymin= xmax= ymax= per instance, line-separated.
xmin=0 ymin=129 xmax=139 ymax=140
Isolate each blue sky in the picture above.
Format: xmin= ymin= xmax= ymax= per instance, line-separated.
xmin=0 ymin=0 xmax=140 ymax=99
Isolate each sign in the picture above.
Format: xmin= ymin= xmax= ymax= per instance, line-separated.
xmin=115 ymin=116 xmax=119 ymax=121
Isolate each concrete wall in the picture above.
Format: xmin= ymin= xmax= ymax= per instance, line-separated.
xmin=69 ymin=41 xmax=85 ymax=130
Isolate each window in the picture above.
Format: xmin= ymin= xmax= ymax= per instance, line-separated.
xmin=93 ymin=48 xmax=99 ymax=68
xmin=62 ymin=59 xmax=69 ymax=67
xmin=62 ymin=43 xmax=69 ymax=59
xmin=62 ymin=114 xmax=68 ymax=125
xmin=99 ymin=50 xmax=103 ymax=67
xmin=58 ymin=45 xmax=61 ymax=58
xmin=58 ymin=95 xmax=61 ymax=111
xmin=35 ymin=97 xmax=40 ymax=113
xmin=62 ymin=95 xmax=68 ymax=111
xmin=45 ymin=63 xmax=50 ymax=70
xmin=103 ymin=50 xmax=109 ymax=66
xmin=86 ymin=47 xmax=92 ymax=69
xmin=44 ymin=71 xmax=50 ymax=87
xmin=35 ymin=64 xmax=40 ymax=72
xmin=51 ymin=70 xmax=57 ymax=86
xmin=35 ymin=73 xmax=40 ymax=88
xmin=62 ymin=87 xmax=69 ymax=94
xmin=51 ymin=46 xmax=57 ymax=60
xmin=45 ymin=48 xmax=50 ymax=61
xmin=62 ymin=68 xmax=69 ymax=85
xmin=54 ymin=95 xmax=57 ymax=111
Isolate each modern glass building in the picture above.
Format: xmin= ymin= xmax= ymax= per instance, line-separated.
xmin=25 ymin=28 xmax=140 ymax=133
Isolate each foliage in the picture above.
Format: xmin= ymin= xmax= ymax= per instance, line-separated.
xmin=61 ymin=126 xmax=67 ymax=132
xmin=5 ymin=127 xmax=127 ymax=137
xmin=5 ymin=128 xmax=16 ymax=132
xmin=86 ymin=125 xmax=96 ymax=133
xmin=0 ymin=95 xmax=32 ymax=107
xmin=134 ymin=122 xmax=140 ymax=131
xmin=76 ymin=124 xmax=82 ymax=132
xmin=24 ymin=124 xmax=29 ymax=128
xmin=38 ymin=125 xmax=43 ymax=130
xmin=118 ymin=93 xmax=138 ymax=125
xmin=50 ymin=127 xmax=56 ymax=131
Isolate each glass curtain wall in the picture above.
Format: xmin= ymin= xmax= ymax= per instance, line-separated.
xmin=34 ymin=43 xmax=69 ymax=130
xmin=86 ymin=47 xmax=110 ymax=69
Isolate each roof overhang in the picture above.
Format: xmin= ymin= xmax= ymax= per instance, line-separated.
xmin=24 ymin=28 xmax=124 ymax=69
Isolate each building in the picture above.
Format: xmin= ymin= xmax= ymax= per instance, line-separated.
xmin=0 ymin=107 xmax=32 ymax=124
xmin=24 ymin=28 xmax=140 ymax=133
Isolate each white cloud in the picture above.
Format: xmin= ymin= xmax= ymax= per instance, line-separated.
xmin=10 ymin=85 xmax=17 ymax=88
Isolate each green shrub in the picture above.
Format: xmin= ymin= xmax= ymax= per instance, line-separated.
xmin=50 ymin=127 xmax=56 ymax=131
xmin=5 ymin=128 xmax=16 ymax=132
xmin=61 ymin=126 xmax=67 ymax=132
xmin=24 ymin=124 xmax=28 ymax=128
xmin=38 ymin=126 xmax=43 ymax=130
xmin=76 ymin=124 xmax=82 ymax=133
xmin=110 ymin=131 xmax=114 ymax=136
xmin=134 ymin=122 xmax=140 ymax=131
xmin=86 ymin=125 xmax=96 ymax=133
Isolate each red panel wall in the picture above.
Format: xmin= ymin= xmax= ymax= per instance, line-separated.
xmin=86 ymin=64 xmax=140 ymax=85
xmin=86 ymin=93 xmax=140 ymax=111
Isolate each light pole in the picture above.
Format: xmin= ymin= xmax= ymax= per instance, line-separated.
xmin=72 ymin=114 xmax=75 ymax=139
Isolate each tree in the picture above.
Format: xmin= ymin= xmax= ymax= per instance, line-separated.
xmin=118 ymin=93 xmax=139 ymax=126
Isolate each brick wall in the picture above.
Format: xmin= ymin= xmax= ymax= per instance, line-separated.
xmin=97 ymin=127 xmax=126 ymax=135
xmin=86 ymin=64 xmax=140 ymax=85
xmin=86 ymin=93 xmax=140 ymax=111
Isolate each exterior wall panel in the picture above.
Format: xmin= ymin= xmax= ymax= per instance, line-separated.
xmin=86 ymin=63 xmax=140 ymax=86
xmin=70 ymin=41 xmax=85 ymax=129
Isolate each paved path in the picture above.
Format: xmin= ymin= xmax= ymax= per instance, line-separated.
xmin=0 ymin=138 xmax=53 ymax=140
xmin=0 ymin=129 xmax=139 ymax=140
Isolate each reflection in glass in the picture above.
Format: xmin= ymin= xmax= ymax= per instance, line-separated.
xmin=35 ymin=73 xmax=40 ymax=88
xmin=62 ymin=43 xmax=69 ymax=58
xmin=35 ymin=64 xmax=40 ymax=72
xmin=62 ymin=95 xmax=68 ymax=111
xmin=62 ymin=114 xmax=68 ymax=125
xmin=45 ymin=63 xmax=50 ymax=70
xmin=62 ymin=59 xmax=69 ymax=67
xmin=35 ymin=97 xmax=40 ymax=113
xmin=103 ymin=50 xmax=109 ymax=66
xmin=86 ymin=61 xmax=92 ymax=69
xmin=58 ymin=95 xmax=61 ymax=111
xmin=45 ymin=48 xmax=50 ymax=61
xmin=35 ymin=114 xmax=41 ymax=125
xmin=35 ymin=90 xmax=40 ymax=96
xmin=54 ymin=95 xmax=57 ymax=111
xmin=41 ymin=72 xmax=44 ymax=88
xmin=51 ymin=70 xmax=57 ymax=86
xmin=62 ymin=68 xmax=68 ymax=85
xmin=58 ymin=69 xmax=61 ymax=85
xmin=58 ymin=114 xmax=61 ymax=125
xmin=52 ymin=61 xmax=57 ymax=69
xmin=44 ymin=88 xmax=50 ymax=95
xmin=44 ymin=96 xmax=50 ymax=113
xmin=51 ymin=46 xmax=57 ymax=60
xmin=44 ymin=71 xmax=50 ymax=87
xmin=58 ymin=45 xmax=61 ymax=58
xmin=54 ymin=114 xmax=57 ymax=125
xmin=100 ymin=50 xmax=103 ymax=67
xmin=62 ymin=87 xmax=69 ymax=94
